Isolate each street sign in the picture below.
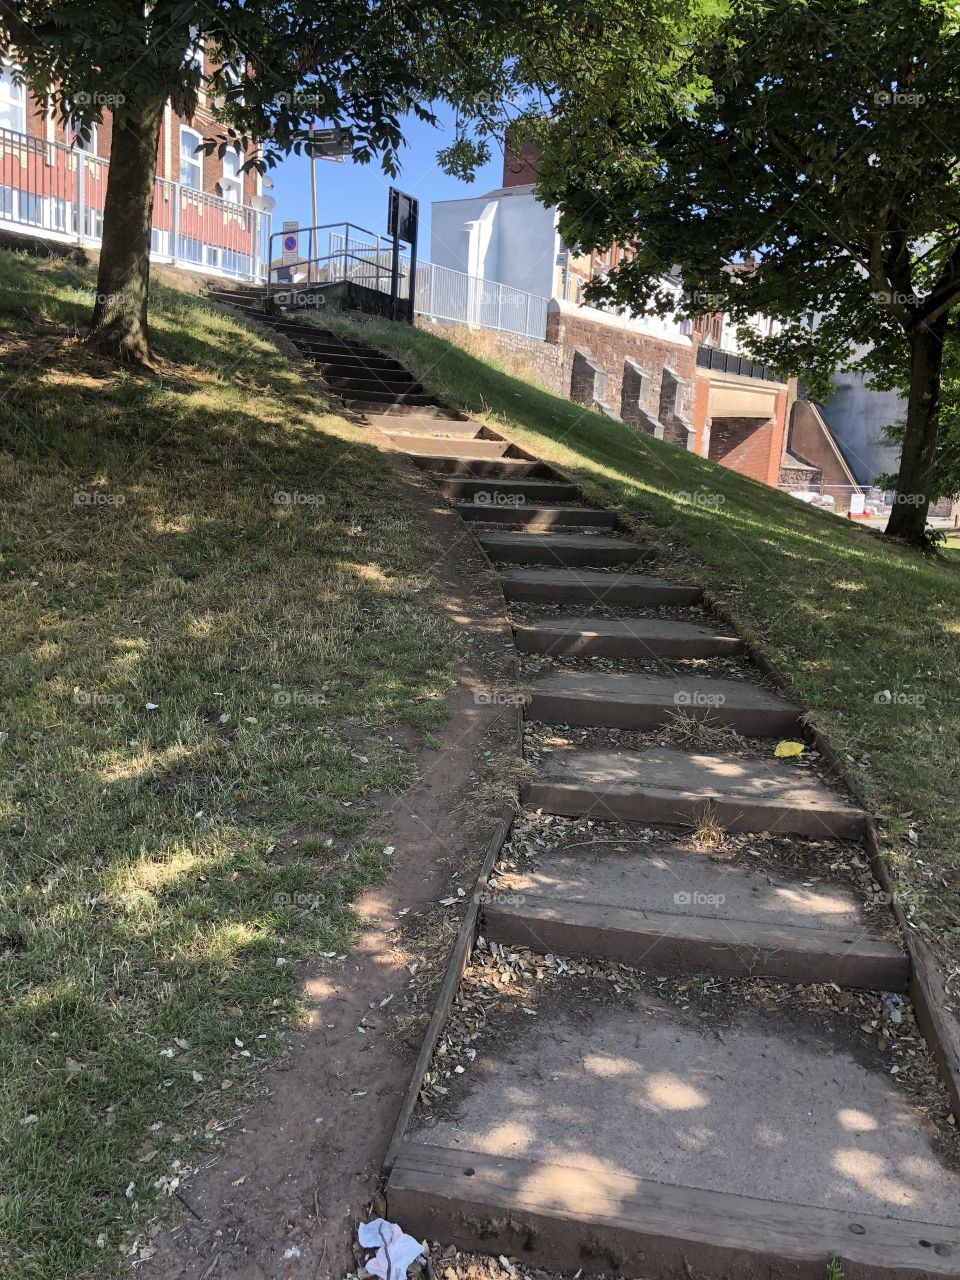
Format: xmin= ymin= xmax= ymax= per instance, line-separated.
xmin=388 ymin=187 xmax=419 ymax=245
xmin=387 ymin=188 xmax=420 ymax=322
xmin=281 ymin=220 xmax=299 ymax=267
xmin=311 ymin=127 xmax=351 ymax=159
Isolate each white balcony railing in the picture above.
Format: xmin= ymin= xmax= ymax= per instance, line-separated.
xmin=0 ymin=126 xmax=269 ymax=282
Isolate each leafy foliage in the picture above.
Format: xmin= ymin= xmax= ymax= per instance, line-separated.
xmin=535 ymin=0 xmax=960 ymax=526
xmin=0 ymin=0 xmax=722 ymax=180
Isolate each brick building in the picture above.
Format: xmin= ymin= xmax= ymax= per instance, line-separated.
xmin=0 ymin=54 xmax=266 ymax=279
xmin=431 ymin=142 xmax=804 ymax=494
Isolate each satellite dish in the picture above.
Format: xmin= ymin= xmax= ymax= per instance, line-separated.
xmin=262 ymin=176 xmax=274 ymax=189
xmin=250 ymin=194 xmax=276 ymax=212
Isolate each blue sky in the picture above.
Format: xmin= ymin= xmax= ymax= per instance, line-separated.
xmin=267 ymin=106 xmax=504 ymax=261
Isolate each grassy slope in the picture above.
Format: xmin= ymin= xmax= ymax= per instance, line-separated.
xmin=0 ymin=254 xmax=456 ymax=1279
xmin=319 ymin=308 xmax=960 ymax=958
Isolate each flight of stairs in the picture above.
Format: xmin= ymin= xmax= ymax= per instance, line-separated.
xmin=208 ymin=299 xmax=960 ymax=1280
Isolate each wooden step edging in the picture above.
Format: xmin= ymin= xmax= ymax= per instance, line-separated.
xmin=484 ymin=892 xmax=909 ymax=991
xmin=213 ymin=298 xmax=960 ymax=1190
xmin=380 ymin=477 xmax=524 ymax=1174
xmin=702 ymin=590 xmax=960 ymax=1119
xmin=381 ymin=802 xmax=517 ymax=1175
xmin=387 ymin=1144 xmax=960 ymax=1280
xmin=514 ymin=616 xmax=743 ymax=658
xmin=522 ymin=774 xmax=867 ymax=842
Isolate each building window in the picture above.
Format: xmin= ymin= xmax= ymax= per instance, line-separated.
xmin=179 ymin=126 xmax=203 ymax=190
xmin=68 ymin=119 xmax=98 ymax=154
xmin=220 ymin=148 xmax=242 ymax=203
xmin=0 ymin=66 xmax=26 ymax=134
xmin=178 ymin=235 xmax=203 ymax=263
xmin=185 ymin=29 xmax=204 ymax=74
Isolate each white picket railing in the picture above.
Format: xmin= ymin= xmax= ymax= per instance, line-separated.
xmin=0 ymin=125 xmax=269 ymax=282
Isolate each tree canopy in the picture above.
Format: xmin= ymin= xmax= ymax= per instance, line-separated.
xmin=0 ymin=0 xmax=725 ymax=360
xmin=536 ymin=0 xmax=960 ymax=542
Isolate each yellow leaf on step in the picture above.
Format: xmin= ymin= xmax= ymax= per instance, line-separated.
xmin=774 ymin=740 xmax=805 ymax=758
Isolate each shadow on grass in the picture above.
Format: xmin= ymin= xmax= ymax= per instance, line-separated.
xmin=315 ymin=306 xmax=960 ymax=933
xmin=0 ymin=250 xmax=457 ymax=1276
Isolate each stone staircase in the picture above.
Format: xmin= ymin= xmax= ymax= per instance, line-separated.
xmin=211 ymin=302 xmax=960 ymax=1279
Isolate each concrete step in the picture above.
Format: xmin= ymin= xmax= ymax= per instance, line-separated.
xmin=528 ymin=671 xmax=800 ymax=735
xmin=270 ymin=333 xmax=387 ymax=360
xmin=415 ymin=458 xmax=558 ymax=480
xmin=524 ymin=747 xmax=866 ymax=839
xmin=396 ymin=437 xmax=514 ymax=459
xmin=479 ymin=531 xmax=655 ymax=568
xmin=515 ymin=615 xmax=743 ymax=658
xmin=296 ymin=339 xmax=389 ymax=358
xmin=327 ymin=374 xmax=424 ymax=395
xmin=312 ymin=354 xmax=407 ymax=373
xmin=435 ymin=477 xmax=580 ymax=504
xmin=261 ymin=321 xmax=368 ymax=343
xmin=500 ymin=567 xmax=699 ymax=605
xmin=484 ymin=842 xmax=907 ymax=990
xmin=207 ymin=289 xmax=264 ymax=310
xmin=458 ymin=504 xmax=616 ymax=530
xmin=341 ymin=388 xmax=436 ymax=406
xmin=379 ymin=420 xmax=486 ymax=438
xmin=389 ymin=990 xmax=960 ymax=1276
xmin=358 ymin=403 xmax=456 ymax=419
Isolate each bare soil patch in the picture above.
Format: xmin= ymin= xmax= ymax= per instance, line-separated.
xmin=141 ymin=456 xmax=518 ymax=1280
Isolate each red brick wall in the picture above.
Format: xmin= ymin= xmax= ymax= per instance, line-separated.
xmin=692 ymin=373 xmax=711 ymax=457
xmin=546 ymin=308 xmax=696 ymax=435
xmin=709 ymin=417 xmax=773 ymax=483
xmin=21 ymin=83 xmax=256 ymax=203
xmin=788 ymin=400 xmax=857 ymax=493
xmin=502 ymin=136 xmax=541 ymax=187
xmin=708 ymin=391 xmax=788 ymax=487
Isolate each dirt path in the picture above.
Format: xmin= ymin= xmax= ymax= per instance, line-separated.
xmin=187 ymin=307 xmax=960 ymax=1280
xmin=142 ymin=429 xmax=517 ymax=1280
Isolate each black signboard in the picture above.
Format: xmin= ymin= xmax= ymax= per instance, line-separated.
xmin=387 ymin=188 xmax=420 ymax=322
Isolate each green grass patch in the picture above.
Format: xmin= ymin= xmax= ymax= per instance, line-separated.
xmin=317 ymin=307 xmax=960 ymax=960
xmin=0 ymin=253 xmax=455 ymax=1278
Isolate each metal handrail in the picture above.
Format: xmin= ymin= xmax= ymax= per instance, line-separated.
xmin=266 ymin=221 xmax=392 ymax=302
xmin=269 ymin=249 xmax=394 ymax=300
xmin=265 ymin=216 xmax=549 ymax=339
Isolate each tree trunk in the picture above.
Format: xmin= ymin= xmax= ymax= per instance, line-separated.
xmin=885 ymin=315 xmax=949 ymax=543
xmin=86 ymin=99 xmax=166 ymax=364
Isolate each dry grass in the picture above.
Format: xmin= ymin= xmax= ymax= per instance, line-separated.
xmin=663 ymin=708 xmax=744 ymax=751
xmin=0 ymin=250 xmax=458 ymax=1279
xmin=691 ymin=802 xmax=726 ymax=850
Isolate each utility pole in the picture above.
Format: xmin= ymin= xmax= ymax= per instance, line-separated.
xmin=309 ymin=121 xmax=319 ymax=283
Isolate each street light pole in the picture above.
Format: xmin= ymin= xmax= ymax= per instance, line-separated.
xmin=308 ymin=122 xmax=320 ymax=283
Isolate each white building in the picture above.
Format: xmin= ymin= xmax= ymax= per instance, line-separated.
xmin=430 ymin=180 xmax=691 ymax=347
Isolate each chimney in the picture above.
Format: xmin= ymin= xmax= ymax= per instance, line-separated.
xmin=502 ymin=129 xmax=542 ymax=188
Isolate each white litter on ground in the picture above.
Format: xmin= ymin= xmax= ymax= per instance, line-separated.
xmin=357 ymin=1217 xmax=424 ymax=1278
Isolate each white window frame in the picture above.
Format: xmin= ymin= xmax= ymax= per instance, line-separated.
xmin=68 ymin=118 xmax=97 ymax=154
xmin=220 ymin=147 xmax=242 ymax=203
xmin=179 ymin=125 xmax=203 ymax=191
xmin=185 ymin=29 xmax=204 ymax=74
xmin=0 ymin=64 xmax=26 ymax=134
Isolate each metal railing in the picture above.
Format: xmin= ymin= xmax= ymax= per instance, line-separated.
xmin=268 ymin=222 xmax=394 ymax=293
xmin=697 ymin=344 xmax=776 ymax=381
xmin=268 ymin=221 xmax=548 ymax=340
xmin=415 ymin=261 xmax=548 ymax=339
xmin=0 ymin=125 xmax=268 ymax=281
